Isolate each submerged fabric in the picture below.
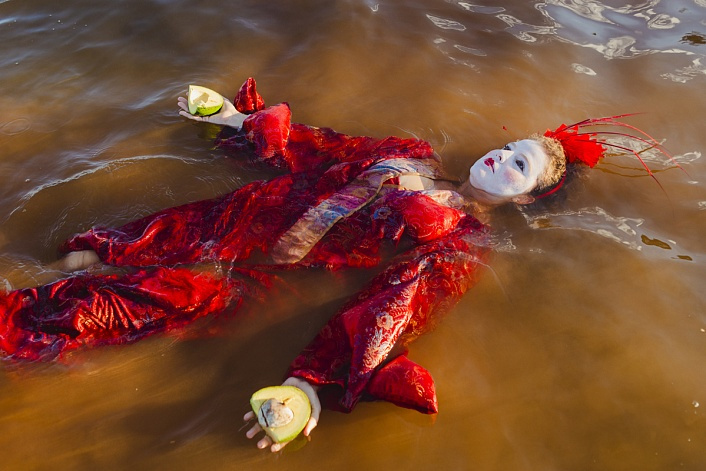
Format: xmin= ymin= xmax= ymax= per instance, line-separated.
xmin=0 ymin=267 xmax=242 ymax=361
xmin=0 ymin=78 xmax=490 ymax=413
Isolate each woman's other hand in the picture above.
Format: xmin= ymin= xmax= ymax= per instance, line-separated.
xmin=177 ymin=95 xmax=246 ymax=129
xmin=243 ymin=377 xmax=321 ymax=452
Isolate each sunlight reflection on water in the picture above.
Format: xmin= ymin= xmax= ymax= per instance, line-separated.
xmin=0 ymin=0 xmax=705 ymax=470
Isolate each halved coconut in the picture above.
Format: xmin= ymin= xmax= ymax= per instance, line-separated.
xmin=250 ymin=385 xmax=311 ymax=443
xmin=187 ymin=85 xmax=224 ymax=116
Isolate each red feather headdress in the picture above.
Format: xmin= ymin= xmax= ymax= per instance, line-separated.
xmin=536 ymin=114 xmax=680 ymax=197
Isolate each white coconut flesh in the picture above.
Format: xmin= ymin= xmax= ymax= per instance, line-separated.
xmin=187 ymin=85 xmax=224 ymax=116
xmin=250 ymin=385 xmax=312 ymax=443
xmin=258 ymin=398 xmax=295 ymax=428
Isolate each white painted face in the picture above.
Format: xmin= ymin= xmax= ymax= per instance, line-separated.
xmin=468 ymin=139 xmax=549 ymax=199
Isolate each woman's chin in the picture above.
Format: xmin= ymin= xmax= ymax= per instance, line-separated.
xmin=465 ymin=184 xmax=513 ymax=206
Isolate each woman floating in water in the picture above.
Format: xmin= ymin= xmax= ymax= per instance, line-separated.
xmin=0 ymin=78 xmax=675 ymax=452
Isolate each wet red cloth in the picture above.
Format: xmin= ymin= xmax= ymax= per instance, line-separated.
xmin=0 ymin=78 xmax=490 ymax=414
xmin=0 ymin=267 xmax=241 ymax=361
xmin=287 ymin=215 xmax=488 ymax=413
xmin=366 ymin=354 xmax=438 ymax=414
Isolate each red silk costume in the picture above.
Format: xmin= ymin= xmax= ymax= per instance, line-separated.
xmin=0 ymin=78 xmax=490 ymax=414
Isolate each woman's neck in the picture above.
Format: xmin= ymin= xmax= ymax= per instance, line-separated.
xmin=429 ymin=178 xmax=497 ymax=220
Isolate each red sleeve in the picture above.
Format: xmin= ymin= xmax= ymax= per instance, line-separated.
xmin=60 ymin=175 xmax=314 ymax=266
xmin=233 ymin=77 xmax=265 ymax=114
xmin=366 ymin=354 xmax=438 ymax=414
xmin=287 ymin=215 xmax=490 ymax=413
xmin=372 ymin=191 xmax=464 ymax=244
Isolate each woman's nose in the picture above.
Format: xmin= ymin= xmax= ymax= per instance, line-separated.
xmin=497 ymin=150 xmax=513 ymax=162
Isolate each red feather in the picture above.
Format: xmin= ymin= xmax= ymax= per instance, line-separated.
xmin=544 ymin=124 xmax=605 ymax=168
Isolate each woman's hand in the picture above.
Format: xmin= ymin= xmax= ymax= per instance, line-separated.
xmin=177 ymin=95 xmax=247 ymax=129
xmin=243 ymin=377 xmax=321 ymax=452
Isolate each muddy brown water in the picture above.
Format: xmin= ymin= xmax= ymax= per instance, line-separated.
xmin=1 ymin=1 xmax=705 ymax=470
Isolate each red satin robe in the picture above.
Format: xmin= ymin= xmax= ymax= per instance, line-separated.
xmin=0 ymin=78 xmax=490 ymax=414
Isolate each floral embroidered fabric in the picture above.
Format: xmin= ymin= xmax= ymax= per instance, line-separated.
xmin=0 ymin=78 xmax=491 ymax=414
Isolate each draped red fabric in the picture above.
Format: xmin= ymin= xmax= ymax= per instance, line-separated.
xmin=0 ymin=267 xmax=241 ymax=361
xmin=1 ymin=78 xmax=490 ymax=414
xmin=366 ymin=354 xmax=438 ymax=414
xmin=288 ymin=215 xmax=488 ymax=412
xmin=233 ymin=77 xmax=266 ymax=114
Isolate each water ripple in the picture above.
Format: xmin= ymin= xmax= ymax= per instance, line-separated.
xmin=520 ymin=205 xmax=697 ymax=261
xmin=427 ymin=14 xmax=466 ymax=31
xmin=571 ymin=63 xmax=597 ymax=75
xmin=523 ymin=206 xmax=645 ymax=251
xmin=0 ymin=118 xmax=30 ymax=135
xmin=539 ymin=0 xmax=706 ymax=59
xmin=497 ymin=13 xmax=557 ymax=42
xmin=434 ymin=0 xmax=706 ymax=79
xmin=457 ymin=3 xmax=505 ymax=15
xmin=662 ymin=57 xmax=706 ymax=82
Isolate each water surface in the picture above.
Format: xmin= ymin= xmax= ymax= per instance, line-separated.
xmin=1 ymin=1 xmax=705 ymax=470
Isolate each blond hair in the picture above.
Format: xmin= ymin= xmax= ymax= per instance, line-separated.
xmin=531 ymin=134 xmax=566 ymax=191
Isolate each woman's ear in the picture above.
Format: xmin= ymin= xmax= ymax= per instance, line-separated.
xmin=511 ymin=194 xmax=536 ymax=205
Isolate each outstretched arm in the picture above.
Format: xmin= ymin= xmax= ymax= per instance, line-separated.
xmin=178 ymin=77 xmax=436 ymax=173
xmin=288 ymin=213 xmax=491 ymax=411
xmin=243 ymin=377 xmax=321 ymax=452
